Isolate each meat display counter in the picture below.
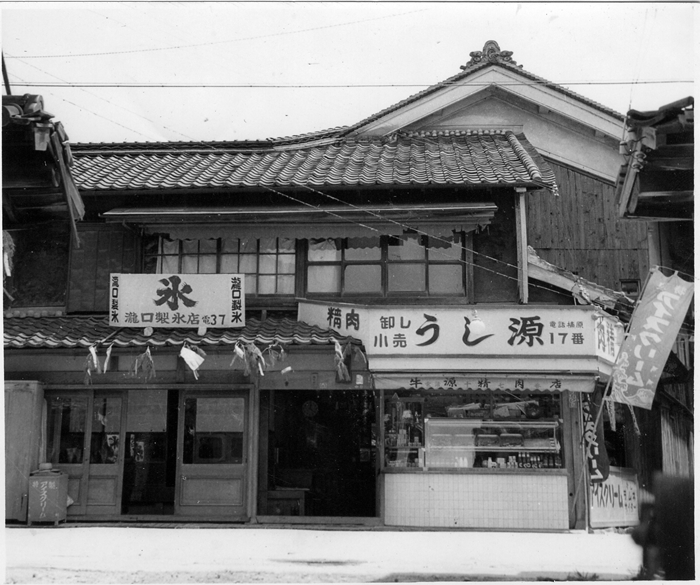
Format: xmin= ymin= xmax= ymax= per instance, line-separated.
xmin=424 ymin=418 xmax=562 ymax=469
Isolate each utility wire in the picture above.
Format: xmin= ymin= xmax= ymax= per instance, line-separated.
xmin=10 ymin=80 xmax=693 ymax=89
xmin=7 ymin=70 xmax=153 ymax=140
xmin=299 ymin=183 xmax=524 ymax=276
xmin=3 ymin=7 xmax=427 ymax=60
xmin=279 ymin=181 xmax=698 ymax=325
xmin=261 ymin=183 xmax=641 ymax=312
xmin=9 ymin=56 xmax=196 ymax=141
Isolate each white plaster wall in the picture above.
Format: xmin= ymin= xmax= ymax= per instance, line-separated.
xmin=384 ymin=472 xmax=569 ymax=529
xmin=409 ymin=96 xmax=624 ymax=182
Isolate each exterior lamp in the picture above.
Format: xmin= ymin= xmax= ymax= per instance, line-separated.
xmin=470 ymin=310 xmax=486 ymax=335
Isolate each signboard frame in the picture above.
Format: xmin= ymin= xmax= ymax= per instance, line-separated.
xmin=109 ymin=273 xmax=245 ymax=328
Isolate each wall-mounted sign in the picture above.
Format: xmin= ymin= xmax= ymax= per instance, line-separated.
xmin=589 ymin=466 xmax=639 ymax=528
xmin=373 ymin=373 xmax=595 ymax=393
xmin=109 ymin=273 xmax=245 ymax=328
xmin=299 ymin=301 xmax=622 ymax=361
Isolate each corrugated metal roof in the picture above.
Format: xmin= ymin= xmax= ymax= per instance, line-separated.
xmin=71 ymin=131 xmax=558 ymax=194
xmin=3 ymin=315 xmax=356 ymax=349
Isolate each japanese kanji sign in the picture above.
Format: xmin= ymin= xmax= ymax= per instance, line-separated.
xmin=373 ymin=373 xmax=594 ymax=393
xmin=110 ymin=273 xmax=245 ymax=328
xmin=610 ymin=269 xmax=694 ymax=409
xmin=582 ymin=387 xmax=610 ymax=483
xmin=298 ymin=301 xmax=622 ymax=360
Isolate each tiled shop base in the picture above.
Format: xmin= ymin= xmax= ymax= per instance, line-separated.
xmin=384 ymin=473 xmax=569 ymax=529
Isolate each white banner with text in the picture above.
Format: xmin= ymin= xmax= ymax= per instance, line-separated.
xmin=110 ymin=273 xmax=245 ymax=328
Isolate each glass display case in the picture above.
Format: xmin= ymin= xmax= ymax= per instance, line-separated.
xmin=383 ymin=396 xmax=424 ymax=468
xmin=383 ymin=391 xmax=564 ymax=471
xmin=424 ymin=419 xmax=562 ymax=469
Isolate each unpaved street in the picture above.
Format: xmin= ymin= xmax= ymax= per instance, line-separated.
xmin=6 ymin=525 xmax=643 ymax=583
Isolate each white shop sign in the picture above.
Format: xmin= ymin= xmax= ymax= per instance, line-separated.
xmin=299 ymin=301 xmax=622 ymax=360
xmin=110 ymin=273 xmax=245 ymax=328
xmin=589 ymin=467 xmax=640 ymax=528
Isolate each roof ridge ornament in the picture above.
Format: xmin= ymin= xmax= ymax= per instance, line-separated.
xmin=460 ymin=40 xmax=520 ymax=70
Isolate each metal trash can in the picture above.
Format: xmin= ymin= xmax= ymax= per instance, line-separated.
xmin=28 ymin=465 xmax=68 ymax=526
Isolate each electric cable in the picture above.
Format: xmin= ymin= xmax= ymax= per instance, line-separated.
xmin=272 ymin=181 xmax=696 ymax=337
xmin=3 ymin=7 xmax=427 ymax=60
xmin=8 ymin=56 xmax=197 ymax=141
xmin=259 ymin=184 xmax=634 ymax=312
xmin=9 ymin=80 xmax=693 ymax=89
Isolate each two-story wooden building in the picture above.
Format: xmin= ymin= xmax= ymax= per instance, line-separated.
xmin=615 ymin=97 xmax=694 ymax=487
xmin=6 ymin=42 xmax=644 ymax=529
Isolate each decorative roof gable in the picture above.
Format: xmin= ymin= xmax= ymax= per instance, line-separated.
xmin=460 ymin=39 xmax=520 ymax=70
xmin=344 ymin=41 xmax=624 ymax=181
xmin=348 ymin=41 xmax=623 ymax=137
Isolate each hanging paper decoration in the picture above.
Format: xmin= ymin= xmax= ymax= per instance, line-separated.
xmin=230 ymin=341 xmax=266 ymax=377
xmin=180 ymin=343 xmax=207 ymax=380
xmin=333 ymin=339 xmax=367 ymax=382
xmin=89 ymin=345 xmax=102 ymax=374
xmin=605 ymin=397 xmax=616 ymax=432
xmin=334 ymin=340 xmax=350 ymax=382
xmin=230 ymin=341 xmax=287 ymax=378
xmin=262 ymin=342 xmax=286 ymax=368
xmin=628 ymin=404 xmax=641 ymax=437
xmin=130 ymin=347 xmax=156 ymax=381
xmin=83 ymin=345 xmax=101 ymax=385
xmin=3 ymin=230 xmax=15 ymax=282
xmin=103 ymin=343 xmax=114 ymax=373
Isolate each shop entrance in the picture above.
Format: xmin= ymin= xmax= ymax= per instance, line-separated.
xmin=121 ymin=389 xmax=178 ymax=515
xmin=259 ymin=390 xmax=377 ymax=519
xmin=174 ymin=390 xmax=248 ymax=517
xmin=46 ymin=388 xmax=249 ymax=520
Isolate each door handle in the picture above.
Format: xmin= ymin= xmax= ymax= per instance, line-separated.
xmin=181 ymin=476 xmax=187 ymax=481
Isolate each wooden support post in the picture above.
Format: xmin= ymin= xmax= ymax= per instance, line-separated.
xmin=248 ymin=384 xmax=260 ymax=523
xmin=514 ymin=188 xmax=528 ymax=304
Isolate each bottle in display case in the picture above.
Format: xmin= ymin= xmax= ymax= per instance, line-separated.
xmin=384 ymin=396 xmax=424 ymax=468
xmin=424 ymin=419 xmax=563 ymax=470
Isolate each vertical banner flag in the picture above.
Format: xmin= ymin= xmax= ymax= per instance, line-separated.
xmin=610 ymin=269 xmax=694 ymax=410
xmin=582 ymin=386 xmax=610 ymax=483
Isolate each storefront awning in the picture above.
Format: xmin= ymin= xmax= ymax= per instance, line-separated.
xmin=103 ymin=203 xmax=497 ymax=240
xmin=372 ymin=373 xmax=596 ymax=393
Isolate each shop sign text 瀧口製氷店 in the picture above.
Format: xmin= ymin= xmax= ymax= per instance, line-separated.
xmin=109 ymin=273 xmax=245 ymax=328
xmin=298 ymin=302 xmax=622 ymax=360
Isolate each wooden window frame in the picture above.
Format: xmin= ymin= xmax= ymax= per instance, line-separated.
xmin=304 ymin=232 xmax=474 ymax=302
xmin=143 ymin=236 xmax=297 ymax=298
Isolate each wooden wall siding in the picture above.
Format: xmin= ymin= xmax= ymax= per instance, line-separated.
xmin=624 ymin=407 xmax=662 ymax=505
xmin=6 ymin=223 xmax=70 ymax=308
xmin=660 ymin=408 xmax=693 ymax=477
xmin=472 ymin=193 xmax=519 ymax=303
xmin=527 ymin=161 xmax=650 ymax=290
xmin=68 ymin=225 xmax=138 ymax=313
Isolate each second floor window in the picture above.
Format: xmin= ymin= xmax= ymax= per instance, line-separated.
xmin=144 ymin=236 xmax=296 ymax=295
xmin=306 ymin=233 xmax=469 ymax=297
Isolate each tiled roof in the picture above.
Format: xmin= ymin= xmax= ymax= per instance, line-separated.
xmin=70 ymin=127 xmax=349 ymax=153
xmin=71 ymin=131 xmax=557 ymax=194
xmin=3 ymin=315 xmax=357 ymax=349
xmin=69 ymin=43 xmax=621 ymax=154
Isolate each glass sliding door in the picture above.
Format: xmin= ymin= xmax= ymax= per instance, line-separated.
xmin=175 ymin=391 xmax=248 ymax=518
xmin=86 ymin=392 xmax=125 ymax=515
xmin=46 ymin=393 xmax=90 ymax=516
